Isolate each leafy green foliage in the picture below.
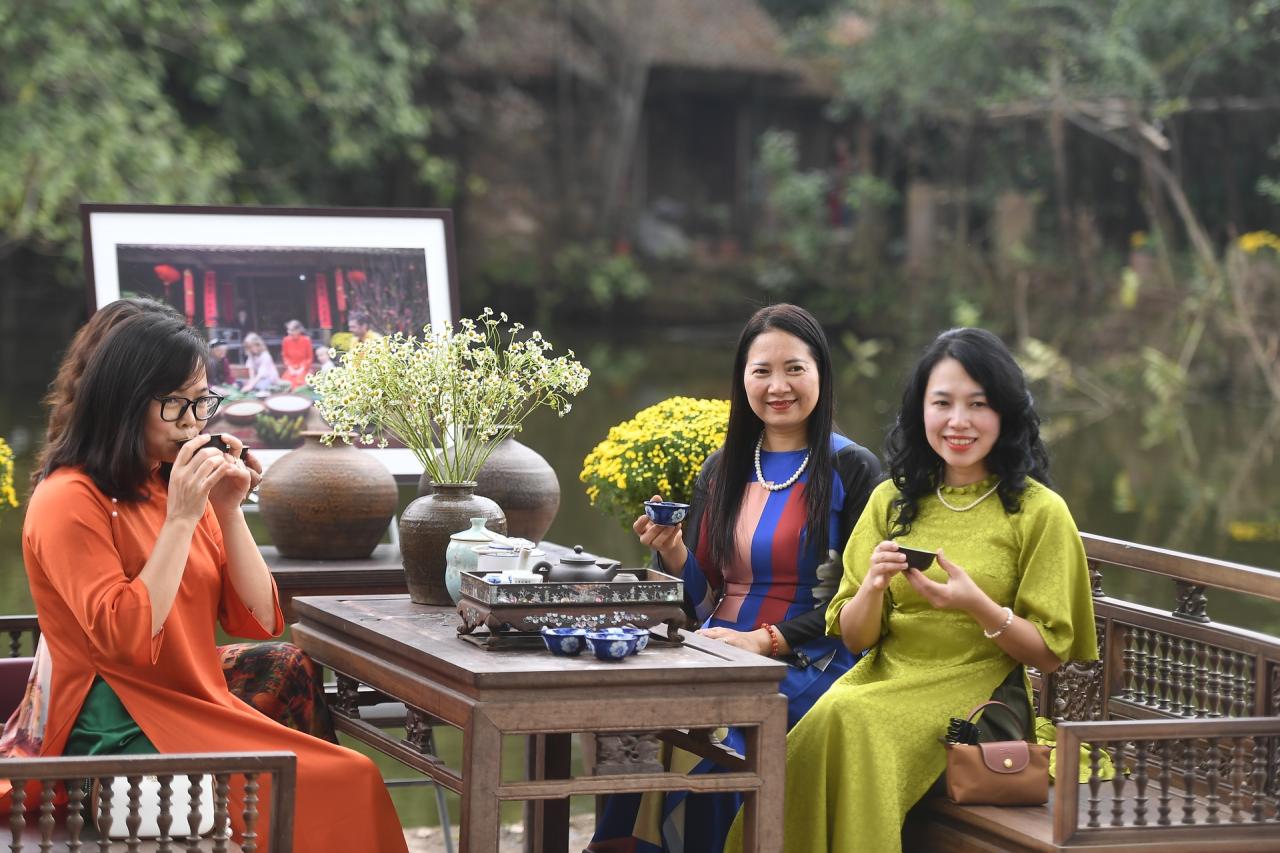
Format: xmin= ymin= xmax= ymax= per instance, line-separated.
xmin=822 ymin=0 xmax=1280 ymax=135
xmin=0 ymin=0 xmax=470 ymax=271
xmin=553 ymin=243 xmax=652 ymax=306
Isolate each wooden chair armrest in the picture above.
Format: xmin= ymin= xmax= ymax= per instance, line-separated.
xmin=1053 ymin=717 xmax=1280 ymax=846
xmin=2 ymin=751 xmax=297 ymax=852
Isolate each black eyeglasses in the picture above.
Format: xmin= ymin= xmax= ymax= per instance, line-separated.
xmin=153 ymin=394 xmax=224 ymax=422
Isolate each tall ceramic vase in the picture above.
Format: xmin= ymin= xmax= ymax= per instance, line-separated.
xmin=400 ymin=483 xmax=507 ymax=605
xmin=258 ymin=432 xmax=398 ymax=559
xmin=474 ymin=436 xmax=560 ymax=543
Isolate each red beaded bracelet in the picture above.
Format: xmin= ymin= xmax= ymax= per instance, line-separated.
xmin=760 ymin=623 xmax=780 ymax=657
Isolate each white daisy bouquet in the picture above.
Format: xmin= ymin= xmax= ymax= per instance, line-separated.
xmin=309 ymin=308 xmax=589 ymax=483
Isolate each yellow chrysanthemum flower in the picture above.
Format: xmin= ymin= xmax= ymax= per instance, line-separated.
xmin=0 ymin=438 xmax=18 ymax=515
xmin=580 ymin=397 xmax=730 ymax=530
xmin=1238 ymin=230 xmax=1280 ymax=255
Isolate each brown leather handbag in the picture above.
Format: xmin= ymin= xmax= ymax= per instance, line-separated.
xmin=944 ymin=700 xmax=1051 ymax=805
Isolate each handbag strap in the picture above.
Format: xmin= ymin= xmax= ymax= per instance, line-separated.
xmin=964 ymin=700 xmax=1031 ymax=742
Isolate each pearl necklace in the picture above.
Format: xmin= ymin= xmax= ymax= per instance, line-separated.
xmin=936 ymin=480 xmax=1001 ymax=512
xmin=754 ymin=433 xmax=810 ymax=492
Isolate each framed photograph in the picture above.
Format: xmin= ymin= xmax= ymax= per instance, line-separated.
xmin=80 ymin=203 xmax=460 ymax=480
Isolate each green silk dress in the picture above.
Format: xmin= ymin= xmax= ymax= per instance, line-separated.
xmin=770 ymin=476 xmax=1098 ymax=853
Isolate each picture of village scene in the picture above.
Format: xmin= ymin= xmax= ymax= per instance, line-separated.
xmin=115 ymin=243 xmax=433 ymax=449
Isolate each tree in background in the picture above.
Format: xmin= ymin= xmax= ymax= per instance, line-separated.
xmin=777 ymin=0 xmax=1280 ymax=398
xmin=0 ymin=0 xmax=471 ymax=280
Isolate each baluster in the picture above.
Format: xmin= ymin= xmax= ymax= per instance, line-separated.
xmin=37 ymin=780 xmax=55 ymax=849
xmin=1204 ymin=646 xmax=1222 ymax=717
xmin=1222 ymin=653 xmax=1239 ymax=717
xmin=1087 ymin=744 xmax=1103 ymax=827
xmin=186 ymin=773 xmax=203 ymax=845
xmin=1190 ymin=641 xmax=1208 ymax=717
xmin=156 ymin=774 xmax=173 ymax=852
xmin=1133 ymin=740 xmax=1150 ymax=825
xmin=1157 ymin=740 xmax=1173 ymax=826
xmin=126 ymin=775 xmax=143 ymax=852
xmin=97 ymin=777 xmax=114 ymax=853
xmin=1229 ymin=737 xmax=1247 ymax=823
xmin=1155 ymin=632 xmax=1172 ymax=711
xmin=7 ymin=630 xmax=20 ymax=657
xmin=1181 ymin=641 xmax=1199 ymax=717
xmin=186 ymin=773 xmax=207 ymax=852
xmin=212 ymin=773 xmax=230 ymax=853
xmin=1147 ymin=628 xmax=1163 ymax=708
xmin=242 ymin=772 xmax=260 ymax=853
xmin=1252 ymin=735 xmax=1267 ymax=822
xmin=9 ymin=775 xmax=25 ymax=852
xmin=1168 ymin=638 xmax=1185 ymax=715
xmin=1180 ymin=741 xmax=1197 ymax=824
xmin=1109 ymin=742 xmax=1127 ymax=826
xmin=67 ymin=778 xmax=86 ymax=851
xmin=1130 ymin=628 xmax=1148 ymax=704
xmin=1181 ymin=638 xmax=1198 ymax=716
xmin=1121 ymin=627 xmax=1136 ymax=701
xmin=1205 ymin=737 xmax=1222 ymax=824
xmin=1237 ymin=654 xmax=1255 ymax=717
xmin=1088 ymin=559 xmax=1105 ymax=596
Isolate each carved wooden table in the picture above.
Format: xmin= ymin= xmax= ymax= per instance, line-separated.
xmin=291 ymin=594 xmax=789 ymax=853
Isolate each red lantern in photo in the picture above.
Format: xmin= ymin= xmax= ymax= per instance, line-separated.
xmin=153 ymin=264 xmax=180 ymax=296
xmin=346 ymin=269 xmax=367 ymax=285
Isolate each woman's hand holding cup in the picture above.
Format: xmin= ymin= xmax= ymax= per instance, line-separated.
xmin=866 ymin=540 xmax=911 ymax=591
xmin=167 ymin=435 xmax=232 ymax=524
xmin=206 ymin=433 xmax=254 ymax=514
xmin=633 ymin=494 xmax=688 ymax=570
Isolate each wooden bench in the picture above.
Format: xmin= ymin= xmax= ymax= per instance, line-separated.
xmin=0 ymin=618 xmax=297 ymax=852
xmin=906 ymin=533 xmax=1280 ymax=851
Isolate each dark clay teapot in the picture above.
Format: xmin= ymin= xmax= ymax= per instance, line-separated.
xmin=533 ymin=545 xmax=620 ymax=583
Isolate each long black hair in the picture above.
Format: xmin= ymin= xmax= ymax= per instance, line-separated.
xmin=705 ymin=304 xmax=838 ymax=567
xmin=41 ymin=312 xmax=209 ymax=501
xmin=885 ymin=327 xmax=1050 ymax=537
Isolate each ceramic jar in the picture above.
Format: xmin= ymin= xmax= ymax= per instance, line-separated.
xmin=474 ymin=436 xmax=561 ymax=543
xmin=444 ymin=517 xmax=499 ymax=604
xmin=258 ymin=432 xmax=398 ymax=560
xmin=400 ymin=483 xmax=507 ymax=606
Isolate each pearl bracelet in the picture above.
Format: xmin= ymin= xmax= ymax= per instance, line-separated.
xmin=982 ymin=606 xmax=1014 ymax=639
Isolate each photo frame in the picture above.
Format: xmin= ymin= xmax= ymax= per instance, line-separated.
xmin=81 ymin=203 xmax=460 ymax=480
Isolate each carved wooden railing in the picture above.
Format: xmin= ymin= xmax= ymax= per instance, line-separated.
xmin=1 ymin=752 xmax=297 ymax=852
xmin=1053 ymin=718 xmax=1278 ymax=846
xmin=0 ymin=615 xmax=39 ymax=658
xmin=1035 ymin=533 xmax=1280 ymax=846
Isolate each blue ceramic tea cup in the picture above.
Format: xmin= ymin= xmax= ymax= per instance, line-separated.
xmin=541 ymin=626 xmax=587 ymax=656
xmin=644 ymin=500 xmax=691 ymax=526
xmin=617 ymin=626 xmax=649 ymax=652
xmin=584 ymin=630 xmax=639 ymax=661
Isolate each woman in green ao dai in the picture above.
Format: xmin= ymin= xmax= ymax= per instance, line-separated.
xmin=741 ymin=327 xmax=1098 ymax=852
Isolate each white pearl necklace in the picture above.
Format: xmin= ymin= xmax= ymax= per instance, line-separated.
xmin=754 ymin=433 xmax=810 ymax=492
xmin=936 ymin=479 xmax=1001 ymax=512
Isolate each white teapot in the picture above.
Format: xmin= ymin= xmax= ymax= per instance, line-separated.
xmin=473 ymin=538 xmax=551 ymax=577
